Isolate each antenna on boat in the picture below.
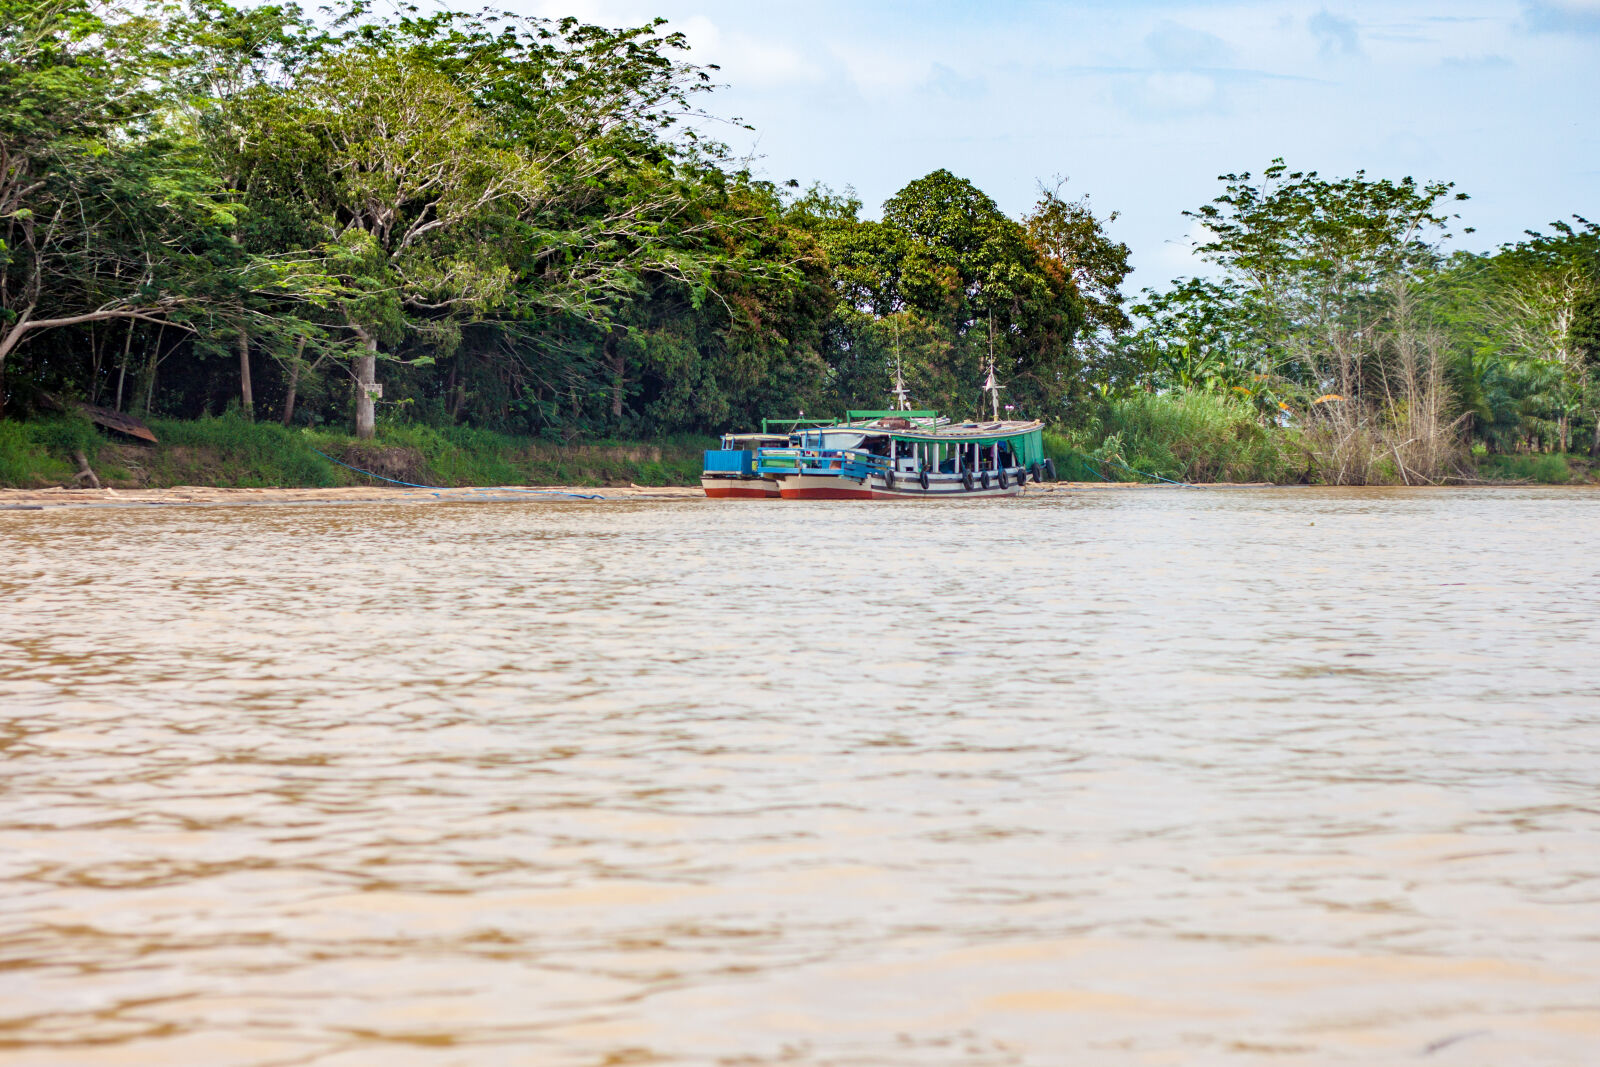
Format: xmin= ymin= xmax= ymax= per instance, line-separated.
xmin=890 ymin=319 xmax=910 ymax=412
xmin=983 ymin=313 xmax=1003 ymax=422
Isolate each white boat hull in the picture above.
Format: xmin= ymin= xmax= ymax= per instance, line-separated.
xmin=701 ymin=474 xmax=780 ymax=498
xmin=777 ymin=469 xmax=1026 ymax=500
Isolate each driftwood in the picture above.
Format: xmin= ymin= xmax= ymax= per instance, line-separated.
xmin=71 ymin=450 xmax=101 ymax=489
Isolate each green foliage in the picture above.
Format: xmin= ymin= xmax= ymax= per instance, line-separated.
xmin=0 ymin=414 xmax=99 ymax=485
xmin=149 ymin=413 xmax=337 ymax=487
xmin=1056 ymin=391 xmax=1292 ymax=484
xmin=0 ymin=419 xmax=68 ymax=485
xmin=1024 ymin=183 xmax=1132 ymax=337
xmin=30 ymin=413 xmax=99 ymax=458
xmin=0 ymin=412 xmax=707 ymax=488
xmin=1476 ymin=452 xmax=1575 ymax=484
xmin=5 ymin=0 xmax=1592 ymax=485
xmin=798 ymin=170 xmax=1085 ymax=420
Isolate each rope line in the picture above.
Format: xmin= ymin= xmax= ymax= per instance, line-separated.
xmin=310 ymin=449 xmax=604 ymax=500
xmin=1101 ymin=456 xmax=1203 ymax=488
xmin=1071 ymin=452 xmax=1204 ymax=488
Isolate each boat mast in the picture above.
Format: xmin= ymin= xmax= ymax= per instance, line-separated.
xmin=891 ymin=320 xmax=911 ymax=412
xmin=983 ymin=314 xmax=1003 ymax=422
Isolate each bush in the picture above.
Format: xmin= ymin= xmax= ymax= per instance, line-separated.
xmin=1051 ymin=391 xmax=1292 ymax=483
xmin=0 ymin=411 xmax=712 ymax=489
xmin=149 ymin=412 xmax=337 ymax=486
xmin=0 ymin=417 xmax=99 ymax=487
xmin=30 ymin=414 xmax=101 ymax=460
xmin=0 ymin=421 xmax=60 ymax=486
xmin=1477 ymin=452 xmax=1573 ymax=484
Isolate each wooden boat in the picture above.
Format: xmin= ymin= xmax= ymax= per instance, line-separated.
xmin=700 ymin=432 xmax=788 ymax=497
xmin=758 ymin=411 xmax=1053 ymax=500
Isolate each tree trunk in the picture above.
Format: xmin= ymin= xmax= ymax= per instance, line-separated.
xmin=71 ymin=450 xmax=100 ymax=489
xmin=142 ymin=356 xmax=157 ymax=415
xmin=445 ymin=361 xmax=461 ymax=422
xmin=606 ymin=326 xmax=626 ymax=419
xmin=281 ymin=335 xmax=307 ymax=427
xmin=1591 ymin=416 xmax=1600 ymax=459
xmin=238 ymin=322 xmax=254 ymax=420
xmin=89 ymin=324 xmax=104 ymax=405
xmin=114 ymin=319 xmax=135 ymax=412
xmin=354 ymin=337 xmax=377 ymax=439
xmin=141 ymin=322 xmax=166 ymax=416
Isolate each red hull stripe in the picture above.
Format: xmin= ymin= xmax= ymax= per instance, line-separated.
xmin=703 ymin=486 xmax=778 ymax=498
xmin=778 ymin=486 xmax=875 ymax=500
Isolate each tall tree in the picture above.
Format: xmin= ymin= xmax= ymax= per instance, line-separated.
xmin=212 ymin=7 xmax=727 ymax=437
xmin=802 ymin=170 xmax=1083 ymax=419
xmin=0 ymin=0 xmax=226 ymax=410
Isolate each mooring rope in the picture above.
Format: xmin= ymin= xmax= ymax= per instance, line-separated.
xmin=310 ymin=449 xmax=604 ymax=500
xmin=1079 ymin=453 xmax=1204 ymax=489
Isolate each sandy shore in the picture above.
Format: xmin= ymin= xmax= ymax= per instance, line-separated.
xmin=0 ymin=481 xmax=1288 ymax=510
xmin=0 ymin=484 xmax=703 ymax=510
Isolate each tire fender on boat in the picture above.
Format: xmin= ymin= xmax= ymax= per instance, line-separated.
xmin=961 ymin=470 xmax=974 ymax=491
xmin=1029 ymin=462 xmax=1043 ymax=482
xmin=885 ymin=469 xmax=896 ymax=490
xmin=980 ymin=470 xmax=990 ymax=490
xmin=1043 ymin=458 xmax=1057 ymax=481
xmin=1016 ymin=466 xmax=1027 ymax=486
xmin=998 ymin=468 xmax=1009 ymax=490
xmin=919 ymin=469 xmax=930 ymax=491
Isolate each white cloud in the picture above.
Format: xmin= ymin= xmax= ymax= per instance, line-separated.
xmin=1522 ymin=0 xmax=1600 ymax=33
xmin=1117 ymin=72 xmax=1222 ymax=117
xmin=1146 ymin=21 xmax=1234 ymax=69
xmin=1309 ymin=10 xmax=1363 ymax=56
xmin=491 ymin=0 xmax=1597 ymax=281
xmin=710 ymin=33 xmax=825 ymax=89
xmin=827 ymin=41 xmax=928 ymax=95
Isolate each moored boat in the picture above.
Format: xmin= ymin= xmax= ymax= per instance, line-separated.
xmin=701 ymin=432 xmax=789 ymax=497
xmin=758 ymin=411 xmax=1052 ymax=499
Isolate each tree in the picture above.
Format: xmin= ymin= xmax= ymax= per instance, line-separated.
xmin=1024 ymin=182 xmax=1132 ymax=336
xmin=0 ymin=0 xmax=226 ymax=411
xmin=209 ymin=6 xmax=726 ymax=437
xmin=799 ymin=170 xmax=1083 ymax=419
xmin=1182 ymin=158 xmax=1468 ymax=383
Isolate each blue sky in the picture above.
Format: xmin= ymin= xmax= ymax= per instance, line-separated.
xmin=513 ymin=0 xmax=1600 ymax=286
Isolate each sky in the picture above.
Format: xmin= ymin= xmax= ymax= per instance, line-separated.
xmin=509 ymin=0 xmax=1599 ymax=287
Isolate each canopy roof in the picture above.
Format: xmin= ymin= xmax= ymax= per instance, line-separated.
xmin=722 ymin=433 xmax=791 ymax=445
xmin=816 ymin=413 xmax=1043 ymax=443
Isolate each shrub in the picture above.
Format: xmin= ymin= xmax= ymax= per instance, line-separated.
xmin=148 ymin=413 xmax=337 ymax=487
xmin=1051 ymin=391 xmax=1292 ymax=483
xmin=1477 ymin=453 xmax=1573 ymax=484
xmin=0 ymin=417 xmax=98 ymax=487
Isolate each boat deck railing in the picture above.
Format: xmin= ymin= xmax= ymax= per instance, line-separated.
xmin=757 ymin=448 xmax=890 ymax=481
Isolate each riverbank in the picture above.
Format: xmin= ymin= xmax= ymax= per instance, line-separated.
xmin=4 ymin=412 xmax=1595 ymax=493
xmin=0 ymin=481 xmax=1212 ymax=510
xmin=18 ymin=481 xmax=1600 ymax=513
xmin=0 ymin=414 xmax=710 ymax=491
xmin=0 ymin=484 xmax=705 ymax=509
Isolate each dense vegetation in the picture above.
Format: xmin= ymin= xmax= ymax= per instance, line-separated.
xmin=2 ymin=1 xmax=1596 ymax=487
xmin=1106 ymin=164 xmax=1600 ymax=484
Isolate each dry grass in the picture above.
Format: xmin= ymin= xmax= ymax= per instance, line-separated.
xmin=1297 ymin=280 xmax=1467 ymax=485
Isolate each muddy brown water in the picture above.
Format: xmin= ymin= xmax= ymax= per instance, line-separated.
xmin=1 ymin=488 xmax=1597 ymax=1065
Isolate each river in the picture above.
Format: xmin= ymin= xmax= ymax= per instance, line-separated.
xmin=1 ymin=487 xmax=1597 ymax=1065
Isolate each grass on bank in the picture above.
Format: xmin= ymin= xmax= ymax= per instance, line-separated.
xmin=5 ymin=400 xmax=1594 ymax=490
xmin=1046 ymin=391 xmax=1294 ymax=484
xmin=0 ymin=413 xmax=711 ymax=489
xmin=1473 ymin=451 xmax=1588 ymax=485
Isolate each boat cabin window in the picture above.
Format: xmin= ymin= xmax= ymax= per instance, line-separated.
xmin=801 ymin=432 xmax=869 ymax=452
